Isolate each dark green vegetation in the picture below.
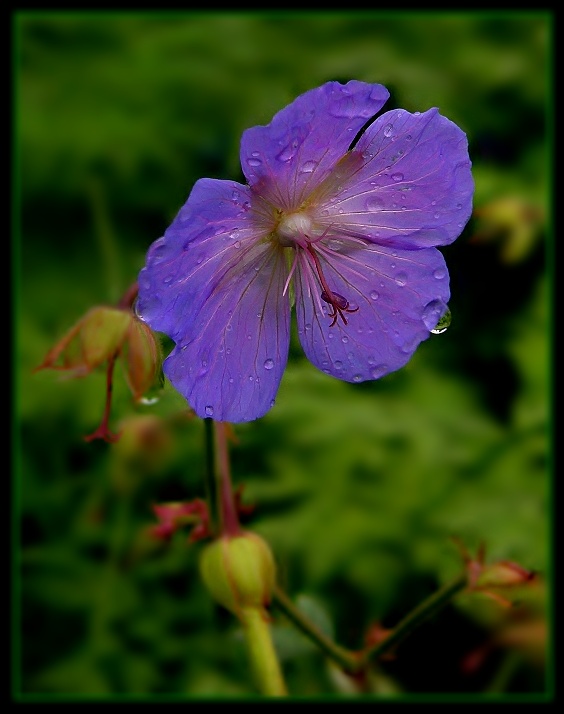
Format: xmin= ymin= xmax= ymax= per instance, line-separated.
xmin=16 ymin=12 xmax=551 ymax=699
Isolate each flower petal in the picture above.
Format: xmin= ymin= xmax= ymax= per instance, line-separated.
xmin=137 ymin=178 xmax=274 ymax=341
xmin=240 ymin=81 xmax=389 ymax=211
xmin=294 ymin=239 xmax=450 ymax=382
xmin=163 ymin=241 xmax=290 ymax=423
xmin=317 ymin=108 xmax=473 ymax=249
xmin=137 ymin=178 xmax=289 ymax=422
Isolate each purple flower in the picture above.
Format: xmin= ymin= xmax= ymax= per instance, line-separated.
xmin=137 ymin=81 xmax=473 ymax=423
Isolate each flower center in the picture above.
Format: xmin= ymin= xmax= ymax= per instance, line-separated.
xmin=276 ymin=211 xmax=313 ymax=247
xmin=276 ymin=211 xmax=360 ymax=328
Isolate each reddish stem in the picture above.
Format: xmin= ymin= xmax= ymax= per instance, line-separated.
xmin=214 ymin=421 xmax=241 ymax=537
xmin=84 ymin=352 xmax=121 ymax=443
xmin=117 ymin=282 xmax=139 ymax=311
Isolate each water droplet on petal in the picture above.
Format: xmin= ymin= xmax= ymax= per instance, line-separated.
xmin=205 ymin=406 xmax=214 ymax=417
xmin=334 ymin=361 xmax=343 ymax=370
xmin=395 ymin=272 xmax=408 ymax=286
xmin=264 ymin=359 xmax=274 ymax=370
xmin=301 ymin=160 xmax=317 ymax=173
xmin=406 ymin=134 xmax=412 ymax=141
xmin=163 ymin=274 xmax=174 ymax=284
xmin=433 ymin=268 xmax=446 ymax=280
xmin=329 ymin=97 xmax=356 ymax=118
xmin=392 ymin=173 xmax=404 ymax=182
xmin=353 ymin=374 xmax=363 ymax=382
xmin=422 ymin=300 xmax=450 ymax=332
xmin=342 ymin=335 xmax=349 ymax=344
xmin=370 ymin=364 xmax=389 ymax=379
xmin=370 ymin=290 xmax=380 ymax=300
xmin=234 ymin=241 xmax=241 ymax=249
xmin=434 ymin=212 xmax=440 ymax=219
xmin=247 ymin=157 xmax=262 ymax=167
xmin=431 ymin=307 xmax=452 ymax=334
xmin=365 ymin=195 xmax=385 ymax=211
xmin=276 ymin=139 xmax=301 ymax=162
xmin=384 ymin=123 xmax=393 ymax=137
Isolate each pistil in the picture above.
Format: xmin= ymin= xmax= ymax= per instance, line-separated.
xmin=305 ymin=243 xmax=358 ymax=327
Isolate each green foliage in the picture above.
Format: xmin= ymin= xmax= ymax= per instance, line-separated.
xmin=15 ymin=11 xmax=551 ymax=699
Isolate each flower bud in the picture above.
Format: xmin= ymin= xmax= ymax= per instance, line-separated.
xmin=475 ymin=560 xmax=535 ymax=590
xmin=199 ymin=532 xmax=276 ymax=618
xmin=120 ymin=318 xmax=162 ymax=400
xmin=35 ymin=306 xmax=132 ymax=375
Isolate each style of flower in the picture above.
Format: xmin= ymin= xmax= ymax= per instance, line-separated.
xmin=137 ymin=80 xmax=473 ymax=422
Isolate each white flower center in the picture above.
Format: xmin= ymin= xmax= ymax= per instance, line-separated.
xmin=276 ymin=212 xmax=313 ymax=247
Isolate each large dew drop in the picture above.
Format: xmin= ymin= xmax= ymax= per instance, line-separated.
xmin=431 ymin=307 xmax=452 ymax=334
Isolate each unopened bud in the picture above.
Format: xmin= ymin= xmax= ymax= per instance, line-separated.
xmin=120 ymin=319 xmax=162 ymax=400
xmin=35 ymin=306 xmax=132 ymax=375
xmin=199 ymin=532 xmax=276 ymax=618
xmin=475 ymin=561 xmax=535 ymax=590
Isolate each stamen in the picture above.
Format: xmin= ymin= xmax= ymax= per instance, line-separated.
xmin=283 ymin=250 xmax=299 ymax=297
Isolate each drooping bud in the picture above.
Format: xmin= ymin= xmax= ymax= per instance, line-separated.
xmin=35 ymin=296 xmax=163 ymax=442
xmin=35 ymin=306 xmax=132 ymax=376
xmin=199 ymin=531 xmax=276 ymax=619
xmin=120 ymin=318 xmax=162 ymax=401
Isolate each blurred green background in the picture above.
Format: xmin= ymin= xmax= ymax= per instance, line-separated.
xmin=16 ymin=12 xmax=551 ymax=699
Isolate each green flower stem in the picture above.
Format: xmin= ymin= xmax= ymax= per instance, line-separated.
xmin=360 ymin=573 xmax=469 ymax=665
xmin=273 ymin=586 xmax=360 ymax=672
xmin=240 ymin=607 xmax=288 ymax=696
xmin=273 ymin=573 xmax=469 ymax=674
xmin=87 ymin=177 xmax=122 ymax=304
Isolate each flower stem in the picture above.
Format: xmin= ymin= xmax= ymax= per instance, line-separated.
xmin=272 ymin=586 xmax=360 ymax=672
xmin=84 ymin=353 xmax=121 ymax=443
xmin=360 ymin=573 xmax=469 ymax=664
xmin=213 ymin=421 xmax=241 ymax=537
xmin=273 ymin=573 xmax=469 ymax=675
xmin=240 ymin=607 xmax=288 ymax=696
xmin=87 ymin=177 xmax=122 ymax=304
xmin=203 ymin=418 xmax=218 ymax=536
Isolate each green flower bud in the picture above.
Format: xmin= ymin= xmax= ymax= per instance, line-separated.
xmin=199 ymin=532 xmax=276 ymax=618
xmin=35 ymin=306 xmax=132 ymax=375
